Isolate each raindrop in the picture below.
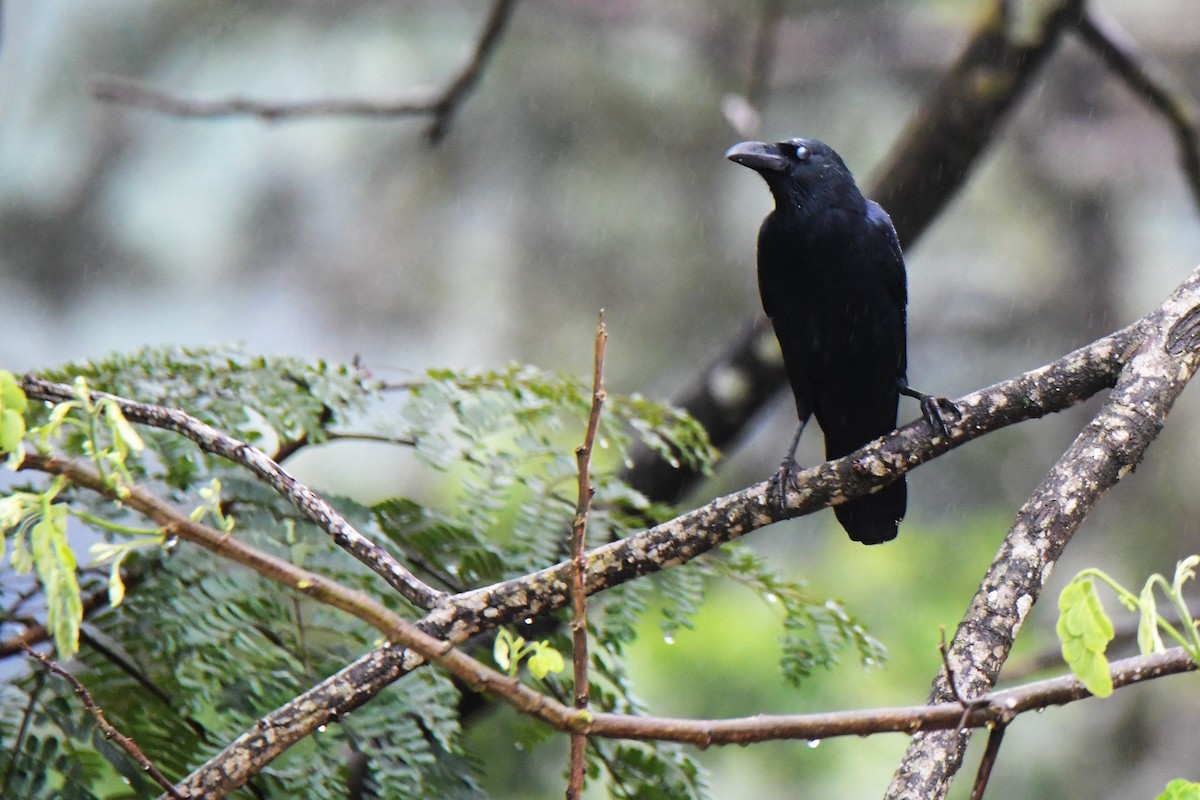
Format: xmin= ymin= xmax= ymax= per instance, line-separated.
xmin=663 ymin=634 xmax=675 ymax=645
xmin=807 ymin=739 xmax=821 ymax=749
xmin=164 ymin=537 xmax=179 ymax=550
xmin=317 ymin=724 xmax=327 ymax=733
xmin=523 ymin=617 xmax=533 ymax=625
xmin=765 ymin=593 xmax=778 ymax=603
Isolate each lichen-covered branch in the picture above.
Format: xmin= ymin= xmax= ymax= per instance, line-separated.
xmin=885 ymin=267 xmax=1200 ymax=800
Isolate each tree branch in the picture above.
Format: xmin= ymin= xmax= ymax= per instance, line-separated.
xmin=16 ymin=451 xmax=413 ymax=642
xmin=885 ymin=267 xmax=1200 ymax=799
xmin=19 ymin=377 xmax=445 ymax=610
xmin=1073 ymin=5 xmax=1200 ymax=210
xmin=88 ymin=0 xmax=518 ymax=145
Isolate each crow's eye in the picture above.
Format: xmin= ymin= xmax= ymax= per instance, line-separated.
xmin=794 ymin=145 xmax=810 ymax=162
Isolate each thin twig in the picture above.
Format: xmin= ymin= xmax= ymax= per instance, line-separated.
xmin=939 ymin=627 xmax=965 ymax=705
xmin=969 ymin=724 xmax=1006 ymax=800
xmin=938 ymin=626 xmax=989 ymax=766
xmin=21 ymin=643 xmax=186 ymax=799
xmin=1074 ymin=6 xmax=1200 ymax=210
xmin=19 ymin=377 xmax=445 ymax=610
xmin=88 ymin=0 xmax=518 ymax=145
xmin=567 ymin=313 xmax=607 ymax=799
xmin=87 ymin=76 xmax=442 ymax=120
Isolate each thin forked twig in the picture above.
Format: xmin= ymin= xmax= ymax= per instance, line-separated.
xmin=21 ymin=644 xmax=186 ymax=799
xmin=88 ymin=0 xmax=519 ymax=144
xmin=567 ymin=312 xmax=607 ymax=799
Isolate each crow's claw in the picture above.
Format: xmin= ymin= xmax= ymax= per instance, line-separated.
xmin=771 ymin=456 xmax=798 ymax=514
xmin=919 ymin=395 xmax=960 ymax=439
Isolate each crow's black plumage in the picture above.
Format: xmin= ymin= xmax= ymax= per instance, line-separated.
xmin=726 ymin=137 xmax=953 ymax=544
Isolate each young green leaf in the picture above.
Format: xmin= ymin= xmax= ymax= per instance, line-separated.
xmin=1156 ymin=779 xmax=1200 ymax=800
xmin=30 ymin=504 xmax=82 ymax=659
xmin=1137 ymin=581 xmax=1164 ymax=655
xmin=1057 ymin=577 xmax=1115 ymax=698
xmin=0 ymin=370 xmax=26 ymax=411
xmin=527 ymin=642 xmax=565 ymax=679
xmin=494 ymin=629 xmax=515 ymax=674
xmin=0 ymin=372 xmax=27 ymax=462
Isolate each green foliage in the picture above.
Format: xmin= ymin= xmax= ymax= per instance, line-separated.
xmin=0 ymin=369 xmax=28 ymax=466
xmin=1057 ymin=557 xmax=1200 ymax=699
xmin=588 ymin=740 xmax=708 ymax=800
xmin=716 ymin=545 xmax=887 ymax=682
xmin=0 ymin=346 xmax=889 ymax=799
xmin=1158 ymin=780 xmax=1200 ymax=800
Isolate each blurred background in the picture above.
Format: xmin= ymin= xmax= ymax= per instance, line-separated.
xmin=3 ymin=0 xmax=1200 ymax=797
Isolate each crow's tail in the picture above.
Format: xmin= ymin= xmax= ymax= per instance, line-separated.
xmin=833 ymin=477 xmax=906 ymax=545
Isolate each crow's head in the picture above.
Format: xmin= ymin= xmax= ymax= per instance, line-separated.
xmin=725 ymin=138 xmax=861 ymax=215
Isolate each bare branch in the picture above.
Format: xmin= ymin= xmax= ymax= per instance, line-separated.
xmin=1074 ymin=5 xmax=1200 ymax=210
xmin=87 ymin=76 xmax=441 ymax=120
xmin=19 ymin=377 xmax=445 ymax=610
xmin=88 ymin=0 xmax=517 ymax=143
xmin=581 ymin=647 xmax=1197 ymax=746
xmin=22 ymin=644 xmax=187 ymax=799
xmin=885 ymin=268 xmax=1200 ymax=799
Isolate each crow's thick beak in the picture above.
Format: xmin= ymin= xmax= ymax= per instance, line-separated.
xmin=725 ymin=141 xmax=788 ymax=173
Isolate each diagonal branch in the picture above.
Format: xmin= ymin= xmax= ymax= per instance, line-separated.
xmin=22 ymin=643 xmax=186 ymax=799
xmin=89 ymin=0 xmax=518 ymax=144
xmin=1073 ymin=5 xmax=1200 ymax=210
xmin=17 ymin=451 xmax=413 ymax=641
xmin=885 ymin=267 xmax=1200 ymax=799
xmin=20 ymin=377 xmax=445 ymax=610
